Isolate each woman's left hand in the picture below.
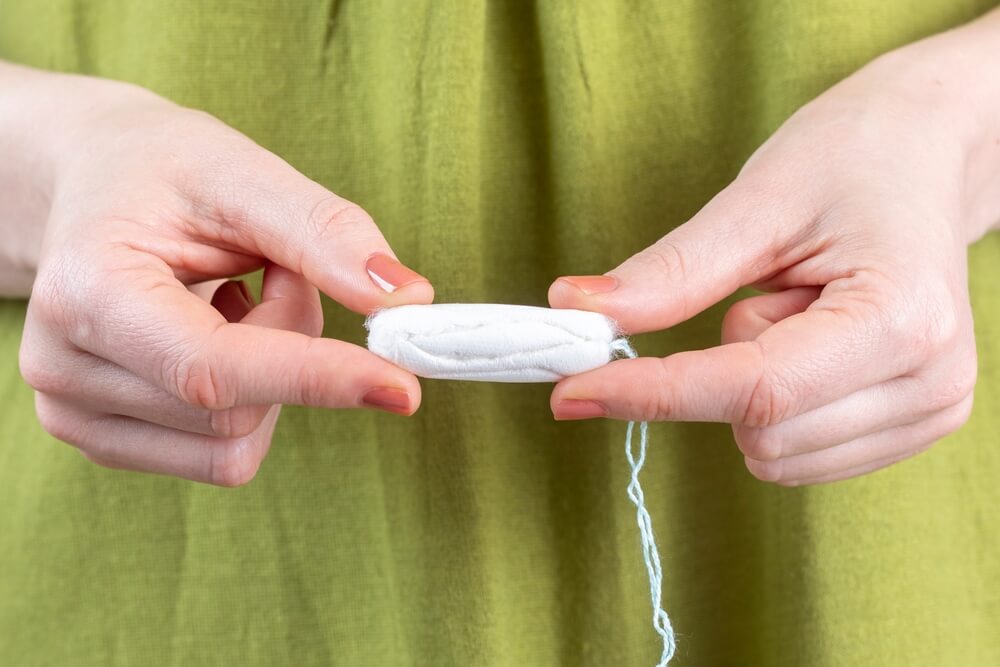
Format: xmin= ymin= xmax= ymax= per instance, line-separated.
xmin=547 ymin=14 xmax=1000 ymax=485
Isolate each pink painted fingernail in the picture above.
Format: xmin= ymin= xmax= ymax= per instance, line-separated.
xmin=556 ymin=275 xmax=619 ymax=295
xmin=362 ymin=387 xmax=412 ymax=414
xmin=553 ymin=399 xmax=609 ymax=421
xmin=365 ymin=252 xmax=427 ymax=293
xmin=235 ymin=280 xmax=254 ymax=308
xmin=211 ymin=280 xmax=254 ymax=322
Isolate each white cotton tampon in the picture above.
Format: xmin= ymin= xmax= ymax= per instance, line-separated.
xmin=365 ymin=303 xmax=622 ymax=382
xmin=364 ymin=302 xmax=677 ymax=662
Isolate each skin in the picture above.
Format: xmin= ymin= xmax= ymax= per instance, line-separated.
xmin=549 ymin=9 xmax=1000 ymax=485
xmin=2 ymin=11 xmax=999 ymax=488
xmin=0 ymin=63 xmax=434 ymax=486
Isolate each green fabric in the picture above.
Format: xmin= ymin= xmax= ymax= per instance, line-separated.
xmin=2 ymin=2 xmax=999 ymax=665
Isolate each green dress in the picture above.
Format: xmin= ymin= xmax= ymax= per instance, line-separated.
xmin=2 ymin=2 xmax=999 ymax=665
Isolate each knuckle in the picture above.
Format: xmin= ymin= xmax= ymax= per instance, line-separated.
xmin=644 ymin=392 xmax=671 ymax=422
xmin=641 ymin=240 xmax=688 ymax=286
xmin=210 ymin=406 xmax=262 ymax=439
xmin=740 ymin=368 xmax=795 ymax=429
xmin=297 ymin=348 xmax=334 ymax=407
xmin=28 ymin=261 xmax=80 ymax=327
xmin=78 ymin=449 xmax=108 ymax=467
xmin=918 ymin=301 xmax=962 ymax=354
xmin=939 ymin=393 xmax=975 ymax=435
xmin=170 ymin=348 xmax=232 ymax=411
xmin=645 ymin=358 xmax=678 ymax=420
xmin=307 ymin=197 xmax=373 ymax=242
xmin=34 ymin=394 xmax=82 ymax=445
xmin=843 ymin=269 xmax=926 ymax=356
xmin=209 ymin=437 xmax=261 ymax=488
xmin=887 ymin=278 xmax=965 ymax=363
xmin=27 ymin=274 xmax=65 ymax=327
xmin=18 ymin=346 xmax=66 ymax=394
xmin=78 ymin=448 xmax=122 ymax=472
xmin=924 ymin=352 xmax=978 ymax=413
xmin=893 ymin=436 xmax=941 ymax=468
xmin=932 ymin=370 xmax=977 ymax=412
xmin=744 ymin=456 xmax=784 ymax=483
xmin=735 ymin=426 xmax=783 ymax=461
xmin=300 ymin=375 xmax=326 ymax=408
xmin=34 ymin=253 xmax=110 ymax=336
xmin=909 ymin=439 xmax=938 ymax=460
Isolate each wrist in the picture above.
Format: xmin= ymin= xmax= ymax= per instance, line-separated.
xmin=865 ymin=10 xmax=1000 ymax=243
xmin=0 ymin=62 xmax=170 ymax=295
xmin=0 ymin=63 xmax=62 ymax=293
xmin=0 ymin=64 xmax=102 ymax=292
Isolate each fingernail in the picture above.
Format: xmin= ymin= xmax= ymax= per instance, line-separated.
xmin=235 ymin=280 xmax=254 ymax=308
xmin=553 ymin=399 xmax=609 ymax=421
xmin=556 ymin=275 xmax=619 ymax=295
xmin=362 ymin=386 xmax=412 ymax=414
xmin=366 ymin=252 xmax=427 ymax=294
xmin=211 ymin=280 xmax=254 ymax=322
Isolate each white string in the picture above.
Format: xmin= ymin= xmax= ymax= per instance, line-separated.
xmin=610 ymin=338 xmax=676 ymax=666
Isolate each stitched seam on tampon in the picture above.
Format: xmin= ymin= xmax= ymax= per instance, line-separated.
xmin=433 ymin=367 xmax=563 ymax=378
xmin=400 ymin=339 xmax=586 ymax=364
xmin=400 ymin=320 xmax=614 ymax=344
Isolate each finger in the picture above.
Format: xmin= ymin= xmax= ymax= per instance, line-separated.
xmin=239 ymin=262 xmax=323 ymax=336
xmin=743 ymin=393 xmax=973 ymax=485
xmin=210 ymin=279 xmax=255 ymax=323
xmin=776 ymin=450 xmax=921 ymax=486
xmin=733 ymin=367 xmax=972 ymax=461
xmin=21 ymin=322 xmax=262 ymax=438
xmin=34 ymin=367 xmax=267 ymax=439
xmin=186 ymin=149 xmax=433 ymax=314
xmin=548 ymin=179 xmax=818 ymax=333
xmin=721 ymin=287 xmax=822 ymax=344
xmin=61 ymin=251 xmax=420 ymax=413
xmin=553 ymin=277 xmax=932 ymax=426
xmin=37 ymin=392 xmax=282 ymax=487
xmin=34 ymin=266 xmax=324 ymax=438
xmin=189 ymin=278 xmax=228 ymax=302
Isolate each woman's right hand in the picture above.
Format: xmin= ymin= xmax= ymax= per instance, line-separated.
xmin=9 ymin=65 xmax=433 ymax=485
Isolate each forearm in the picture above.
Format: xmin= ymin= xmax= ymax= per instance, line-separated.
xmin=0 ymin=61 xmax=166 ymax=297
xmin=862 ymin=7 xmax=1000 ymax=240
xmin=964 ymin=10 xmax=1000 ymax=236
xmin=0 ymin=61 xmax=61 ymax=297
xmin=936 ymin=7 xmax=1000 ymax=238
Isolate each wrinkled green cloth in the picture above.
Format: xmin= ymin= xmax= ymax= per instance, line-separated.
xmin=2 ymin=2 xmax=999 ymax=665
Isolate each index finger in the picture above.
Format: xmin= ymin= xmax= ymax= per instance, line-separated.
xmin=63 ymin=252 xmax=420 ymax=413
xmin=184 ymin=140 xmax=434 ymax=315
xmin=551 ymin=293 xmax=924 ymax=426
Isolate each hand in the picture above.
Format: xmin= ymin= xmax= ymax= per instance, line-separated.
xmin=15 ymin=72 xmax=433 ymax=485
xmin=546 ymin=22 xmax=1000 ymax=485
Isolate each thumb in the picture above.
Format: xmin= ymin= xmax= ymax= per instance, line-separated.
xmin=548 ymin=183 xmax=805 ymax=333
xmin=194 ymin=152 xmax=434 ymax=315
xmin=721 ymin=286 xmax=822 ymax=344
